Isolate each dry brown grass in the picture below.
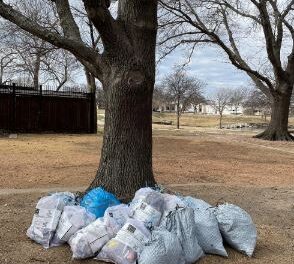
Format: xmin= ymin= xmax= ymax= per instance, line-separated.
xmin=0 ymin=130 xmax=293 ymax=264
xmin=152 ymin=112 xmax=294 ymax=128
xmin=0 ymin=132 xmax=293 ymax=189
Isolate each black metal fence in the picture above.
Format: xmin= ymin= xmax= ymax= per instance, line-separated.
xmin=0 ymin=83 xmax=96 ymax=133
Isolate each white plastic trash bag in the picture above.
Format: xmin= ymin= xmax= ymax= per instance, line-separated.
xmin=129 ymin=187 xmax=156 ymax=213
xmin=162 ymin=193 xmax=186 ymax=212
xmin=132 ymin=191 xmax=164 ymax=228
xmin=51 ymin=205 xmax=96 ymax=247
xmin=96 ymin=219 xmax=151 ymax=264
xmin=182 ymin=196 xmax=212 ymax=211
xmin=215 ymin=203 xmax=257 ymax=257
xmin=132 ymin=187 xmax=155 ymax=204
xmin=69 ymin=218 xmax=111 ymax=259
xmin=104 ymin=204 xmax=131 ymax=236
xmin=160 ymin=193 xmax=186 ymax=226
xmin=194 ymin=208 xmax=228 ymax=257
xmin=27 ymin=192 xmax=75 ymax=248
xmin=181 ymin=196 xmax=227 ymax=256
xmin=138 ymin=228 xmax=185 ymax=264
xmin=163 ymin=208 xmax=204 ymax=263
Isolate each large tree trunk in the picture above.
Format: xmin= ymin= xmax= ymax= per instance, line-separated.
xmin=87 ymin=69 xmax=156 ymax=200
xmin=87 ymin=0 xmax=158 ymax=199
xmin=255 ymin=88 xmax=294 ymax=141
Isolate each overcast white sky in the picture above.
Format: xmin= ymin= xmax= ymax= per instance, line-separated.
xmin=75 ymin=45 xmax=250 ymax=95
xmin=156 ymin=46 xmax=250 ymax=96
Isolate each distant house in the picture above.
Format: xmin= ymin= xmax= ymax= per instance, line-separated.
xmin=154 ymin=101 xmax=244 ymax=115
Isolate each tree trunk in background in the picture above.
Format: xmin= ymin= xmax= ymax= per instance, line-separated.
xmin=0 ymin=65 xmax=3 ymax=84
xmin=176 ymin=101 xmax=180 ymax=129
xmin=85 ymin=70 xmax=97 ymax=133
xmin=219 ymin=114 xmax=223 ymax=129
xmin=33 ymin=54 xmax=41 ymax=90
xmin=255 ymin=88 xmax=294 ymax=141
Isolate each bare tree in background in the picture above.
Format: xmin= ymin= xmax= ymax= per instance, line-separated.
xmin=0 ymin=0 xmax=80 ymax=90
xmin=42 ymin=49 xmax=80 ymax=91
xmin=71 ymin=5 xmax=100 ymax=93
xmin=189 ymin=92 xmax=206 ymax=114
xmin=229 ymin=88 xmax=247 ymax=115
xmin=1 ymin=0 xmax=56 ymax=89
xmin=211 ymin=88 xmax=232 ymax=129
xmin=0 ymin=0 xmax=159 ymax=198
xmin=244 ymin=88 xmax=272 ymax=121
xmin=96 ymin=85 xmax=106 ymax=109
xmin=0 ymin=47 xmax=15 ymax=84
xmin=159 ymin=0 xmax=294 ymax=141
xmin=153 ymin=85 xmax=167 ymax=112
xmin=161 ymin=67 xmax=204 ymax=129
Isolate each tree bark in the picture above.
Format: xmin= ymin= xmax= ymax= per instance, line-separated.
xmin=86 ymin=0 xmax=158 ymax=199
xmin=255 ymin=88 xmax=294 ymax=141
xmin=33 ymin=54 xmax=41 ymax=90
xmin=87 ymin=68 xmax=156 ymax=200
xmin=176 ymin=100 xmax=180 ymax=129
xmin=85 ymin=70 xmax=97 ymax=133
xmin=219 ymin=114 xmax=223 ymax=129
xmin=0 ymin=65 xmax=3 ymax=84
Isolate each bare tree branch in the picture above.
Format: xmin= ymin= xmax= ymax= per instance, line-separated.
xmin=0 ymin=0 xmax=105 ymax=79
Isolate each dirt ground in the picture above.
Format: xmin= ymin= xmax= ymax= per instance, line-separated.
xmin=0 ymin=128 xmax=293 ymax=263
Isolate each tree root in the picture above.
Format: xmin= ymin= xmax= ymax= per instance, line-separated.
xmin=254 ymin=130 xmax=294 ymax=141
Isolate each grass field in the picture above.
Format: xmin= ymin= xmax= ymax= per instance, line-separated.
xmin=152 ymin=112 xmax=294 ymax=128
xmin=97 ymin=109 xmax=294 ymax=129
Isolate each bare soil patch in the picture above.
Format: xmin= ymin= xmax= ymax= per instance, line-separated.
xmin=0 ymin=131 xmax=293 ymax=263
xmin=0 ymin=132 xmax=293 ymax=189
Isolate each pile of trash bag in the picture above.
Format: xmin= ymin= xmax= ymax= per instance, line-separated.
xmin=27 ymin=187 xmax=257 ymax=263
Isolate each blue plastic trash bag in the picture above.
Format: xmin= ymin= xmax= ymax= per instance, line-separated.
xmin=80 ymin=187 xmax=120 ymax=218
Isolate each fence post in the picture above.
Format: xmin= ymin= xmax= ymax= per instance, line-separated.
xmin=11 ymin=83 xmax=16 ymax=132
xmin=39 ymin=85 xmax=42 ymax=131
xmin=90 ymin=92 xmax=97 ymax=133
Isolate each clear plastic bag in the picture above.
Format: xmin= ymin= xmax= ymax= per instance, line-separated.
xmin=69 ymin=218 xmax=110 ymax=259
xmin=26 ymin=192 xmax=75 ymax=248
xmin=51 ymin=205 xmax=96 ymax=247
xmin=103 ymin=204 xmax=131 ymax=236
xmin=132 ymin=191 xmax=164 ymax=228
xmin=96 ymin=219 xmax=151 ymax=264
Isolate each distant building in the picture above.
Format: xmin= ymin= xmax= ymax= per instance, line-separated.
xmin=154 ymin=101 xmax=245 ymax=115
